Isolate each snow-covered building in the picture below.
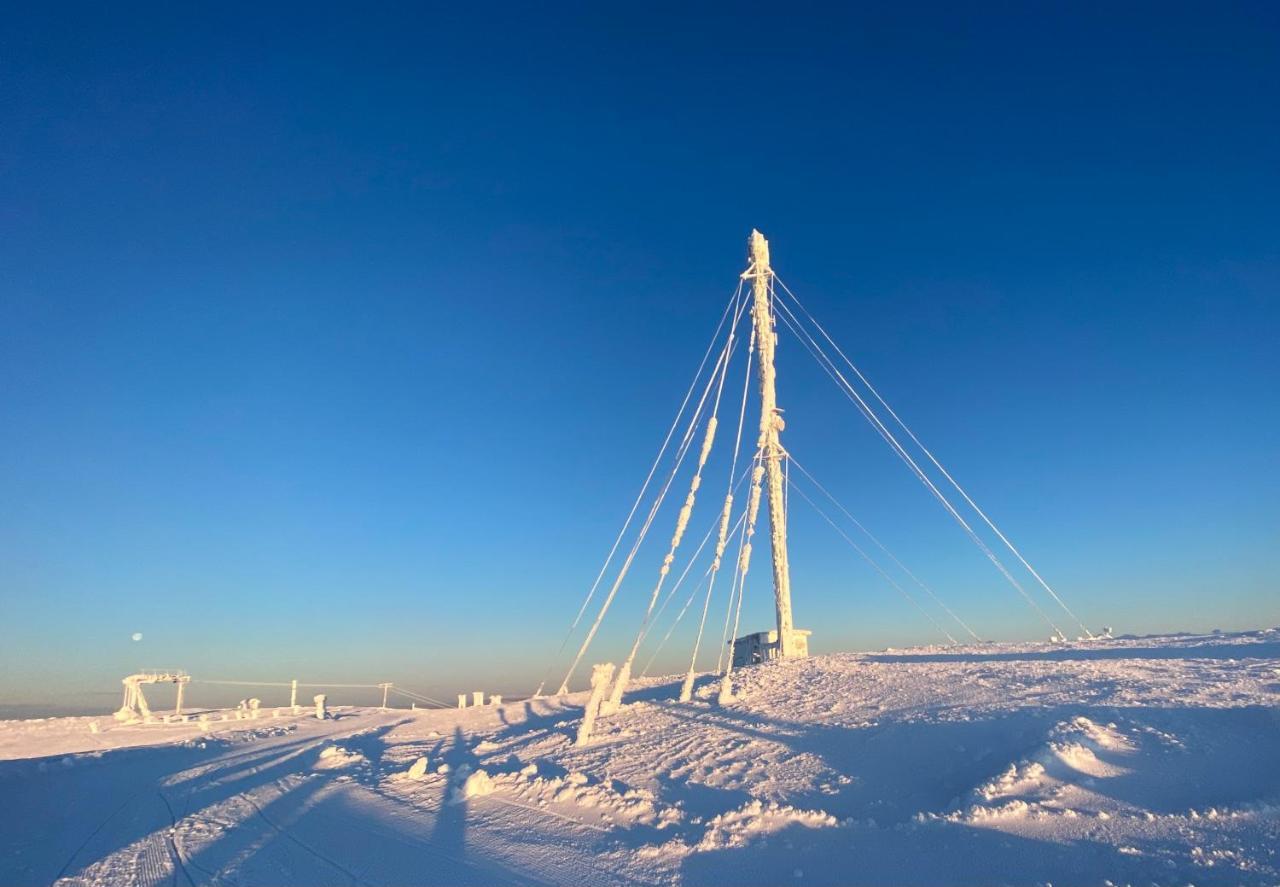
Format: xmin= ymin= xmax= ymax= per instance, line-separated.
xmin=731 ymin=628 xmax=811 ymax=667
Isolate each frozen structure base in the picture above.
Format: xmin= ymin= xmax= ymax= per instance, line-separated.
xmin=114 ymin=672 xmax=191 ymax=722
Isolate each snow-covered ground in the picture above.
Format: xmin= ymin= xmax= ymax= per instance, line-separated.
xmin=3 ymin=630 xmax=1278 ymax=886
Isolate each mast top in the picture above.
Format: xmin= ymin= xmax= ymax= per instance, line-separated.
xmin=749 ymin=229 xmax=770 ymax=271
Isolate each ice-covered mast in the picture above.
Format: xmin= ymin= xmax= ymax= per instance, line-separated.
xmin=745 ymin=230 xmax=800 ymax=657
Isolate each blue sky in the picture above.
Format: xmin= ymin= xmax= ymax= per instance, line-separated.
xmin=2 ymin=4 xmax=1277 ymax=710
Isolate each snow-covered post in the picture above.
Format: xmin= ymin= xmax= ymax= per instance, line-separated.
xmin=718 ymin=666 xmax=736 ymax=704
xmin=457 ymin=694 xmax=467 ymax=709
xmin=490 ymin=695 xmax=502 ymax=706
xmin=380 ymin=683 xmax=391 ymax=711
xmin=133 ymin=680 xmax=153 ymax=720
xmin=472 ymin=691 xmax=484 ymax=707
xmin=175 ymin=681 xmax=185 ymax=717
xmin=576 ymin=662 xmax=615 ymax=747
xmin=313 ymin=694 xmax=327 ymax=720
xmin=290 ymin=679 xmax=298 ymax=708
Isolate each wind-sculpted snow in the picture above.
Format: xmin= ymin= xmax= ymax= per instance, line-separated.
xmin=1 ymin=629 xmax=1278 ymax=885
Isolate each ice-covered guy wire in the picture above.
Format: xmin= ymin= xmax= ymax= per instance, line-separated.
xmin=605 ymin=281 xmax=743 ymax=713
xmin=719 ymin=446 xmax=766 ymax=703
xmin=557 ymin=292 xmax=750 ymax=694
xmin=534 ymin=283 xmax=744 ymax=696
xmin=786 ymin=454 xmax=981 ymax=642
xmin=773 ymin=274 xmax=1093 ymax=640
xmin=637 ymin=464 xmax=752 ymax=655
xmin=535 ymin=280 xmax=747 ymax=696
xmin=786 ymin=475 xmax=958 ymax=644
xmin=769 ymin=291 xmax=1069 ymax=640
xmin=714 ymin=322 xmax=768 ymax=678
xmin=641 ymin=505 xmax=749 ymax=679
xmin=680 ymin=313 xmax=757 ymax=698
xmin=716 ymin=460 xmax=752 ymax=675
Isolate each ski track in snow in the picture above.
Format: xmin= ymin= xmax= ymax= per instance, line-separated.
xmin=1 ymin=629 xmax=1278 ymax=886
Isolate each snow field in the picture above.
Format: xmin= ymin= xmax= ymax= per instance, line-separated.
xmin=1 ymin=628 xmax=1277 ymax=885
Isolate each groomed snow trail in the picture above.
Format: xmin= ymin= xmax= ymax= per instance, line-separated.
xmin=2 ymin=630 xmax=1278 ymax=886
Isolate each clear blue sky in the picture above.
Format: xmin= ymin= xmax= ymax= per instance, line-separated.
xmin=2 ymin=3 xmax=1277 ymax=712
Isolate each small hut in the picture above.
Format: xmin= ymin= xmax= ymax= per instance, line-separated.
xmin=731 ymin=628 xmax=811 ymax=668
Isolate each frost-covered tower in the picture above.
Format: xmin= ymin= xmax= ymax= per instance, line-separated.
xmin=745 ymin=230 xmax=808 ymax=661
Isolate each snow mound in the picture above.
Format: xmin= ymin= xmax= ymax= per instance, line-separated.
xmin=697 ymin=800 xmax=839 ymax=850
xmin=313 ymin=745 xmax=366 ymax=770
xmin=968 ymin=715 xmax=1134 ymax=812
xmin=450 ymin=768 xmax=493 ymax=802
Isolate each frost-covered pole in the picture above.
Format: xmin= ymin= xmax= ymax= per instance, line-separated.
xmin=576 ymin=662 xmax=615 ymax=747
xmin=290 ymin=679 xmax=298 ymax=708
xmin=380 ymin=683 xmax=391 ymax=710
xmin=747 ymin=230 xmax=796 ymax=656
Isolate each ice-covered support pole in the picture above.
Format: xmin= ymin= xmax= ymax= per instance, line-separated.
xmin=290 ymin=679 xmax=298 ymax=708
xmin=746 ymin=230 xmax=797 ymax=657
xmin=134 ymin=681 xmax=152 ymax=719
xmin=380 ymin=682 xmax=391 ymax=711
xmin=457 ymin=694 xmax=467 ymax=709
xmin=473 ymin=691 xmax=485 ymax=707
xmin=175 ymin=681 xmax=185 ymax=716
xmin=115 ymin=678 xmax=144 ymax=722
xmin=576 ymin=662 xmax=615 ymax=747
xmin=313 ymin=694 xmax=327 ymax=720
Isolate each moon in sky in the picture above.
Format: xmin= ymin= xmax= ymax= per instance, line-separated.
xmin=131 ymin=632 xmax=143 ymax=642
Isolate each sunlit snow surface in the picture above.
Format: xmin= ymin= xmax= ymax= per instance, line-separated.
xmin=2 ymin=630 xmax=1278 ymax=885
